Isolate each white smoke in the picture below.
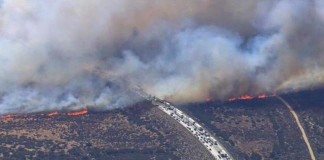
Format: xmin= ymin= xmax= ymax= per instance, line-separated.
xmin=0 ymin=0 xmax=323 ymax=114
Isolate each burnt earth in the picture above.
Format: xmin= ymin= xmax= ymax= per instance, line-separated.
xmin=1 ymin=89 xmax=322 ymax=160
xmin=180 ymin=90 xmax=323 ymax=160
xmin=0 ymin=101 xmax=213 ymax=160
xmin=281 ymin=89 xmax=324 ymax=160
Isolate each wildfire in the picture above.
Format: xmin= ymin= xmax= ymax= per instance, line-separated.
xmin=47 ymin=112 xmax=59 ymax=117
xmin=67 ymin=109 xmax=88 ymax=116
xmin=1 ymin=114 xmax=13 ymax=119
xmin=228 ymin=94 xmax=275 ymax=102
xmin=257 ymin=94 xmax=268 ymax=99
xmin=239 ymin=95 xmax=254 ymax=100
xmin=0 ymin=109 xmax=89 ymax=121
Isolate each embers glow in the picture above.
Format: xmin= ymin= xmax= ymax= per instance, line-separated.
xmin=0 ymin=109 xmax=89 ymax=120
xmin=67 ymin=109 xmax=88 ymax=116
xmin=228 ymin=94 xmax=275 ymax=102
xmin=47 ymin=112 xmax=59 ymax=117
xmin=1 ymin=115 xmax=13 ymax=119
xmin=257 ymin=94 xmax=268 ymax=99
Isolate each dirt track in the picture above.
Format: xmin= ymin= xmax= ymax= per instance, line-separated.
xmin=277 ymin=96 xmax=316 ymax=160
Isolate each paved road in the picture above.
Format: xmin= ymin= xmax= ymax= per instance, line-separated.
xmin=133 ymin=87 xmax=233 ymax=159
xmin=277 ymin=96 xmax=316 ymax=160
xmin=151 ymin=96 xmax=233 ymax=160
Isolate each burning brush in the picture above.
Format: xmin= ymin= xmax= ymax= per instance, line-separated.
xmin=227 ymin=94 xmax=276 ymax=102
xmin=1 ymin=109 xmax=89 ymax=120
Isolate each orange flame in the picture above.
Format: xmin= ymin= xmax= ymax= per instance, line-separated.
xmin=47 ymin=112 xmax=59 ymax=117
xmin=239 ymin=95 xmax=254 ymax=100
xmin=228 ymin=94 xmax=275 ymax=102
xmin=67 ymin=109 xmax=88 ymax=116
xmin=0 ymin=109 xmax=89 ymax=121
xmin=1 ymin=115 xmax=13 ymax=119
xmin=257 ymin=94 xmax=267 ymax=99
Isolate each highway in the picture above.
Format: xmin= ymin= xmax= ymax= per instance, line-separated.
xmin=132 ymin=87 xmax=233 ymax=160
xmin=151 ymin=96 xmax=233 ymax=160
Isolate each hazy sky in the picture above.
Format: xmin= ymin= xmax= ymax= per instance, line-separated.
xmin=0 ymin=0 xmax=324 ymax=114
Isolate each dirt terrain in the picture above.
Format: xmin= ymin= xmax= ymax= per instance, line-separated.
xmin=0 ymin=89 xmax=323 ymax=160
xmin=181 ymin=89 xmax=324 ymax=160
xmin=281 ymin=89 xmax=324 ymax=160
xmin=0 ymin=101 xmax=213 ymax=160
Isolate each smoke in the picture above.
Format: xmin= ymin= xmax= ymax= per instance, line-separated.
xmin=0 ymin=0 xmax=324 ymax=114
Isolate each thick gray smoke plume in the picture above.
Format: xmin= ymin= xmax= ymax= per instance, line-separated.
xmin=0 ymin=0 xmax=324 ymax=114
